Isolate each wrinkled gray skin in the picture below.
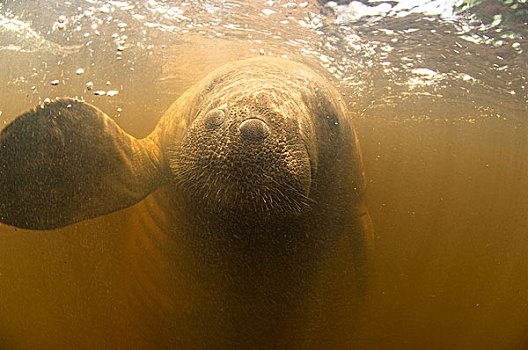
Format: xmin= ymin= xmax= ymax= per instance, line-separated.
xmin=0 ymin=57 xmax=373 ymax=348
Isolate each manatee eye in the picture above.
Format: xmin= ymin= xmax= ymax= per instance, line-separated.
xmin=204 ymin=109 xmax=225 ymax=130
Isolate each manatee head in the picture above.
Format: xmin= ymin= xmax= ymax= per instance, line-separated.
xmin=159 ymin=58 xmax=341 ymax=221
xmin=0 ymin=57 xmax=357 ymax=230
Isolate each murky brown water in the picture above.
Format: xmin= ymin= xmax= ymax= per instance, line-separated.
xmin=1 ymin=0 xmax=528 ymax=349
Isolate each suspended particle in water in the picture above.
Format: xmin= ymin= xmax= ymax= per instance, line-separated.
xmin=86 ymin=81 xmax=94 ymax=90
xmin=76 ymin=68 xmax=85 ymax=75
xmin=51 ymin=80 xmax=60 ymax=85
xmin=107 ymin=90 xmax=119 ymax=96
xmin=56 ymin=15 xmax=67 ymax=30
xmin=94 ymin=90 xmax=106 ymax=96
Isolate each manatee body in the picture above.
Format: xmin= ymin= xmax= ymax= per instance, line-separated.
xmin=0 ymin=57 xmax=373 ymax=348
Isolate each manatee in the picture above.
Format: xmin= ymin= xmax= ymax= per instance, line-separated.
xmin=0 ymin=57 xmax=373 ymax=348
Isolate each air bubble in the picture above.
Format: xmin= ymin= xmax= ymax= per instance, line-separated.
xmin=262 ymin=9 xmax=275 ymax=16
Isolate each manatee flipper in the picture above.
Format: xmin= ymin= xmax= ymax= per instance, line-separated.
xmin=349 ymin=203 xmax=375 ymax=298
xmin=0 ymin=99 xmax=164 ymax=230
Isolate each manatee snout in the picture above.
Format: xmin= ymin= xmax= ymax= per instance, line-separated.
xmin=203 ymin=109 xmax=226 ymax=131
xmin=203 ymin=106 xmax=271 ymax=142
xmin=171 ymin=102 xmax=312 ymax=219
xmin=239 ymin=118 xmax=270 ymax=141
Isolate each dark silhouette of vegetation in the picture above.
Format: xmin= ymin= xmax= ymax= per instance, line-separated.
xmin=455 ymin=0 xmax=528 ymax=28
xmin=317 ymin=0 xmax=527 ymax=36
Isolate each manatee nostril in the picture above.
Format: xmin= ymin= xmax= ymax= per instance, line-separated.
xmin=239 ymin=118 xmax=269 ymax=141
xmin=204 ymin=109 xmax=225 ymax=130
